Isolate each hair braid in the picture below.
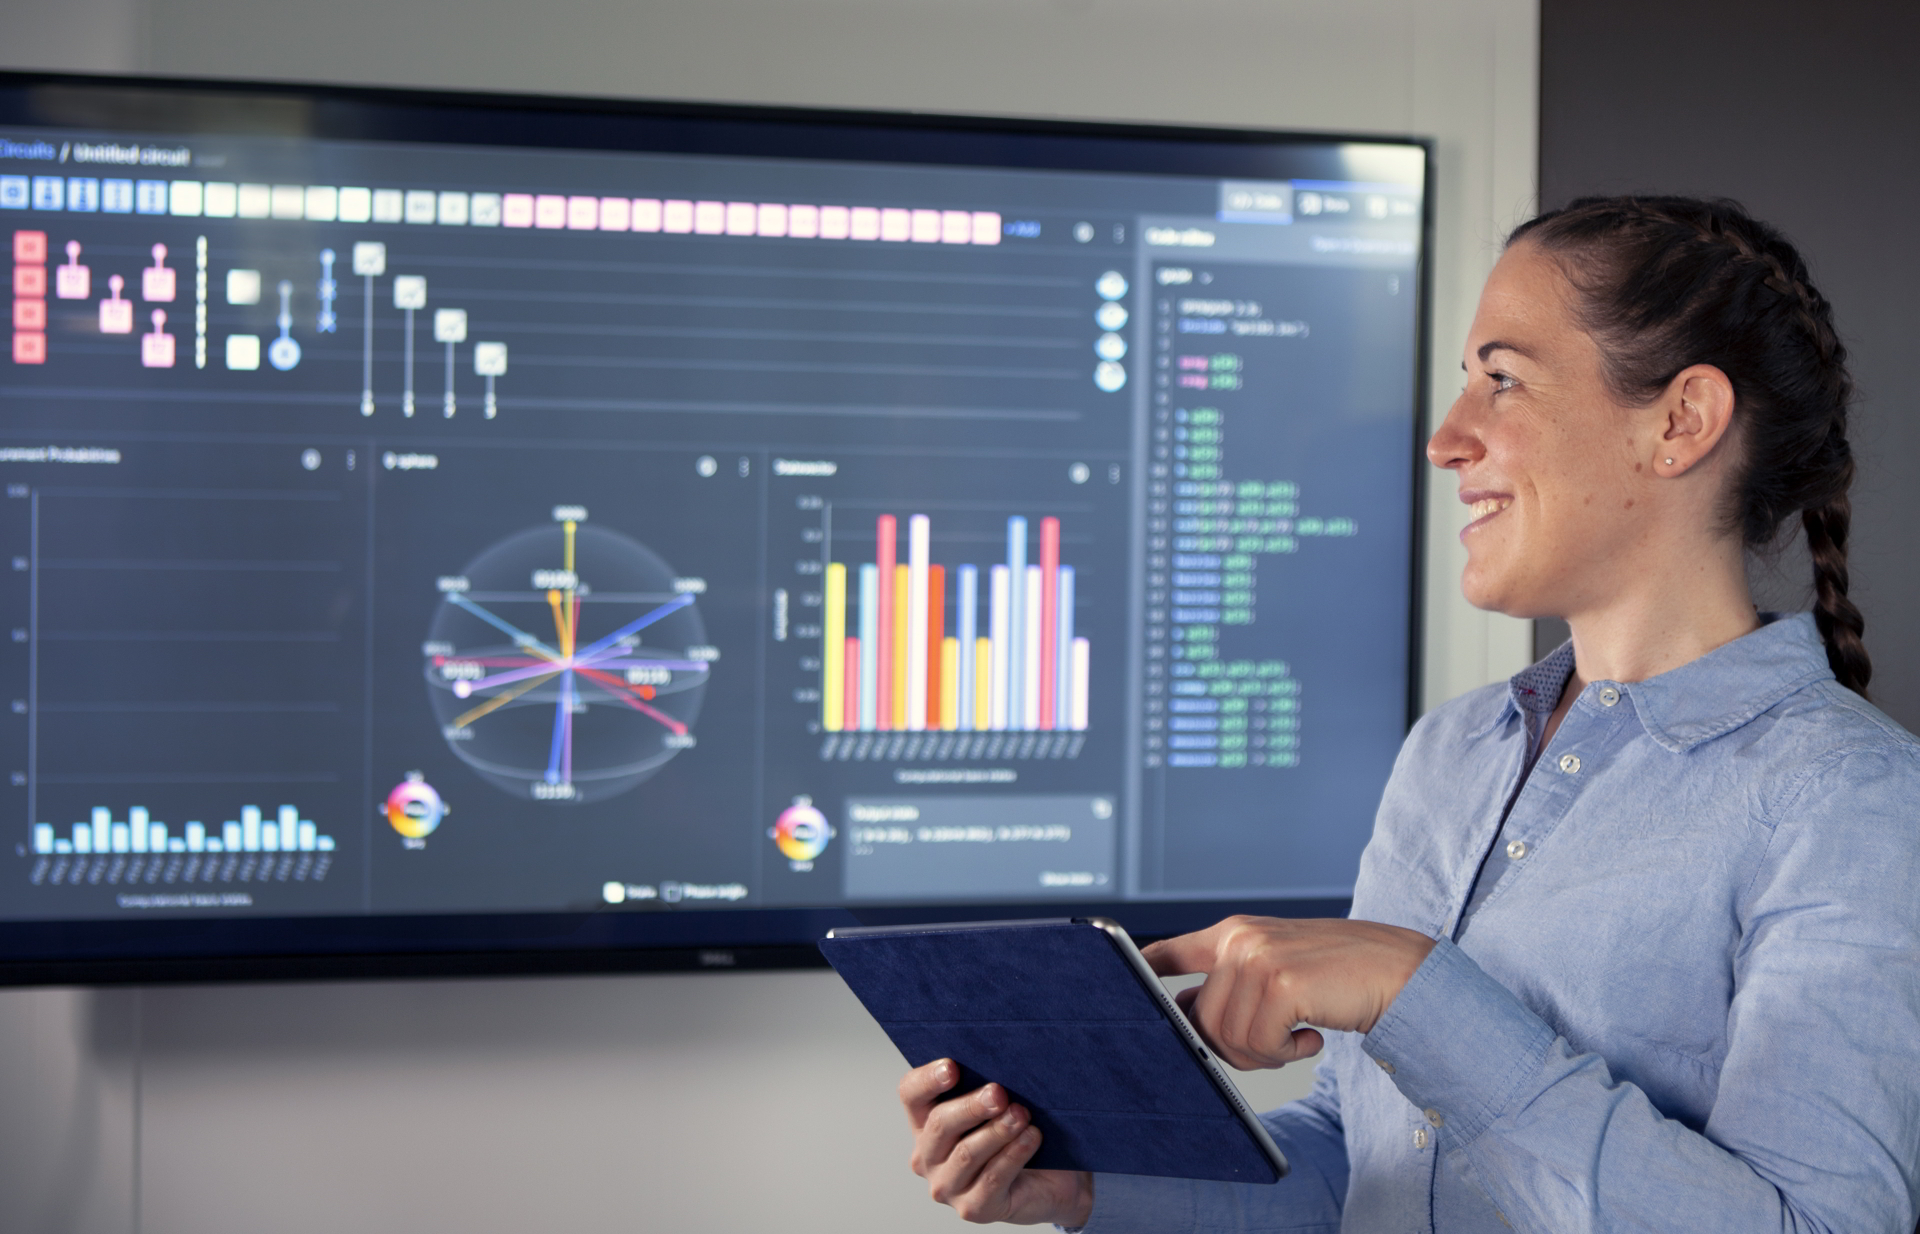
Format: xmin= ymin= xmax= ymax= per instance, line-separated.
xmin=1509 ymin=196 xmax=1870 ymax=694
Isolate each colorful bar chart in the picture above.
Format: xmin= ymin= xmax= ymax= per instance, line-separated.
xmin=822 ymin=514 xmax=1088 ymax=735
xmin=31 ymin=803 xmax=335 ymax=856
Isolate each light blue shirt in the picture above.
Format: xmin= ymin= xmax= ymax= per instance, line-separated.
xmin=1086 ymin=613 xmax=1920 ymax=1233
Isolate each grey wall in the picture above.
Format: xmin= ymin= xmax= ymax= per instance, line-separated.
xmin=0 ymin=2 xmax=1536 ymax=1230
xmin=1534 ymin=0 xmax=1920 ymax=729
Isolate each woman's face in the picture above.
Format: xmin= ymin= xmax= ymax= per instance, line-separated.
xmin=1428 ymin=241 xmax=1660 ymax=619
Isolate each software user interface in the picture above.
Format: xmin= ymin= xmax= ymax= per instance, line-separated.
xmin=0 ymin=117 xmax=1422 ymax=920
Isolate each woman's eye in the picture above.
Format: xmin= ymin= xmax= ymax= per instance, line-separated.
xmin=1490 ymin=372 xmax=1517 ymax=393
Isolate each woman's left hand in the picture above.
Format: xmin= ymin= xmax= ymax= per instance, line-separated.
xmin=1142 ymin=917 xmax=1437 ymax=1070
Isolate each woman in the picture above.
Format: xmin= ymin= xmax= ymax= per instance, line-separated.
xmin=897 ymin=196 xmax=1920 ymax=1232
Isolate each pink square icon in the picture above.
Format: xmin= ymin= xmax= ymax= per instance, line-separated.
xmin=971 ymin=212 xmax=1002 ymax=245
xmin=911 ymin=210 xmax=940 ymax=243
xmin=694 ymin=202 xmax=725 ymax=235
xmin=662 ymin=200 xmax=693 ymax=233
xmin=142 ymin=245 xmax=176 ymax=302
xmin=502 ymin=194 xmax=535 ymax=227
xmin=788 ymin=205 xmax=819 ymax=239
xmin=941 ymin=211 xmax=971 ymax=244
xmin=13 ymin=266 xmax=45 ymax=298
xmin=880 ymin=209 xmax=912 ymax=242
xmin=11 ymin=331 xmax=45 ymax=364
xmin=99 ymin=275 xmax=133 ymax=334
xmin=142 ymin=310 xmax=174 ymax=368
xmin=12 ymin=231 xmax=47 ymax=264
xmin=755 ymin=203 xmax=787 ymax=237
xmin=534 ymin=196 xmax=567 ymax=229
xmin=567 ymin=196 xmax=598 ymax=230
xmin=13 ymin=298 xmax=45 ymax=330
xmin=725 ymin=202 xmax=755 ymax=235
xmin=598 ymin=197 xmax=631 ymax=231
xmin=819 ymin=206 xmax=850 ymax=240
xmin=849 ymin=207 xmax=880 ymax=241
xmin=632 ymin=199 xmax=663 ymax=232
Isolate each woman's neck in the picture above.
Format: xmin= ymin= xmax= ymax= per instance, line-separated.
xmin=1562 ymin=536 xmax=1759 ymax=685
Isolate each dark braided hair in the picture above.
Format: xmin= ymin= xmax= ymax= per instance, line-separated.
xmin=1509 ymin=196 xmax=1869 ymax=695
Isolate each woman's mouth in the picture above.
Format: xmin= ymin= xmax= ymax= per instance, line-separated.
xmin=1461 ymin=495 xmax=1512 ymax=538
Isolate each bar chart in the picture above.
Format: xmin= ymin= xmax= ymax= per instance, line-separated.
xmin=818 ymin=512 xmax=1088 ymax=761
xmin=28 ymin=802 xmax=336 ymax=887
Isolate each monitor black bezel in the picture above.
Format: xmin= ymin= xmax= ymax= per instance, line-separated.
xmin=0 ymin=70 xmax=1433 ymax=985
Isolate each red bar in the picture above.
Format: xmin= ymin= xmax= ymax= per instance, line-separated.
xmin=843 ymin=637 xmax=861 ymax=731
xmin=1038 ymin=517 xmax=1059 ymax=730
xmin=926 ymin=565 xmax=945 ymax=729
xmin=875 ymin=516 xmax=896 ymax=731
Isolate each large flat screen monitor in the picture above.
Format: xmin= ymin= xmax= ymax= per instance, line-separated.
xmin=0 ymin=73 xmax=1428 ymax=980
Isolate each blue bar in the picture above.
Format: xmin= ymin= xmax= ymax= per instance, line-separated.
xmin=1005 ymin=517 xmax=1027 ymax=729
xmin=32 ymin=824 xmax=53 ymax=854
xmin=135 ymin=180 xmax=168 ymax=214
xmin=0 ymin=176 xmax=27 ymax=209
xmin=102 ymin=179 xmax=133 ymax=213
xmin=857 ymin=564 xmax=879 ymax=730
xmin=66 ymin=177 xmax=99 ymax=212
xmin=223 ymin=821 xmax=242 ymax=851
xmin=32 ymin=176 xmax=63 ymax=210
xmin=956 ymin=565 xmax=978 ymax=730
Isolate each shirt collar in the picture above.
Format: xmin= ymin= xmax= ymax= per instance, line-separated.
xmin=1479 ymin=612 xmax=1835 ymax=753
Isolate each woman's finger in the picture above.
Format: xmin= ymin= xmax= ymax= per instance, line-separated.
xmin=927 ymin=1103 xmax=1030 ymax=1203
xmin=914 ymin=1082 xmax=1010 ymax=1175
xmin=947 ymin=1123 xmax=1044 ymax=1223
xmin=898 ymin=1059 xmax=958 ymax=1131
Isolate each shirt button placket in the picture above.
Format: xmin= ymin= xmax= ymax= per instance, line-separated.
xmin=1412 ymin=1126 xmax=1428 ymax=1150
xmin=1597 ymin=684 xmax=1621 ymax=707
xmin=1558 ymin=752 xmax=1581 ymax=775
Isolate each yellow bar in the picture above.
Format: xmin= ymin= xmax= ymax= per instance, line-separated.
xmin=940 ymin=637 xmax=960 ymax=731
xmin=823 ymin=563 xmax=847 ymax=731
xmin=974 ymin=637 xmax=992 ymax=731
xmin=892 ymin=564 xmax=910 ymax=729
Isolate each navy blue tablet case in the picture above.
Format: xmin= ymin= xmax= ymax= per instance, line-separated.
xmin=820 ymin=919 xmax=1284 ymax=1183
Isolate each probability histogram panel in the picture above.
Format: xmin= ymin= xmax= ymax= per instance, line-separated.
xmin=3 ymin=440 xmax=368 ymax=911
xmin=812 ymin=506 xmax=1090 ymax=764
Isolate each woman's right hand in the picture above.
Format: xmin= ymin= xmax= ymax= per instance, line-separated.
xmin=899 ymin=1059 xmax=1094 ymax=1227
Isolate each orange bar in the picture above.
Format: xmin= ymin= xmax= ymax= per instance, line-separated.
xmin=843 ymin=637 xmax=861 ymax=731
xmin=875 ymin=516 xmax=895 ymax=730
xmin=1038 ymin=517 xmax=1059 ymax=730
xmin=926 ymin=564 xmax=945 ymax=729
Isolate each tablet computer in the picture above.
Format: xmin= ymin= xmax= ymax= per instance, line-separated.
xmin=821 ymin=917 xmax=1288 ymax=1183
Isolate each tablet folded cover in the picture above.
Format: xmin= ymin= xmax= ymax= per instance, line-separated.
xmin=821 ymin=921 xmax=1280 ymax=1183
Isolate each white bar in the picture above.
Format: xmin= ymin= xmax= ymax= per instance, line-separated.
xmin=338 ymin=187 xmax=372 ymax=222
xmin=1023 ymin=564 xmax=1044 ymax=730
xmin=299 ymin=821 xmax=317 ymax=851
xmin=1070 ymin=638 xmax=1090 ymax=730
xmin=149 ymin=822 xmax=166 ymax=853
xmin=238 ymin=183 xmax=271 ymax=218
xmin=54 ymin=841 xmax=71 ymax=854
xmin=1055 ymin=565 xmax=1075 ymax=729
xmin=279 ymin=804 xmax=298 ymax=833
xmin=111 ymin=824 xmax=130 ymax=853
xmin=202 ymin=182 xmax=237 ymax=217
xmin=305 ymin=186 xmax=338 ymax=221
xmin=262 ymin=823 xmax=279 ymax=852
xmin=988 ymin=565 xmax=1011 ymax=730
xmin=130 ymin=806 xmax=149 ymax=853
xmin=223 ymin=821 xmax=242 ymax=851
xmin=242 ymin=805 xmax=261 ymax=852
xmin=906 ymin=514 xmax=930 ymax=732
xmin=168 ymin=180 xmax=202 ymax=216
xmin=73 ymin=823 xmax=92 ymax=854
xmin=318 ymin=836 xmax=336 ymax=851
xmin=272 ymin=185 xmax=306 ymax=220
xmin=168 ymin=839 xmax=184 ymax=852
xmin=32 ymin=823 xmax=52 ymax=854
xmin=858 ymin=564 xmax=879 ymax=732
xmin=956 ymin=565 xmax=978 ymax=731
xmin=1005 ymin=518 xmax=1026 ymax=733
xmin=186 ymin=821 xmax=205 ymax=852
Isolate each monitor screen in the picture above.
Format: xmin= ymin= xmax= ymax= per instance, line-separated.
xmin=0 ymin=74 xmax=1427 ymax=979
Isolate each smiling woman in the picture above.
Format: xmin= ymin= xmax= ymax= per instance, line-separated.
xmin=894 ymin=197 xmax=1920 ymax=1233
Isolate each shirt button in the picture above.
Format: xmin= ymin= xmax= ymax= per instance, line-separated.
xmin=1597 ymin=685 xmax=1621 ymax=707
xmin=1506 ymin=839 xmax=1528 ymax=860
xmin=1373 ymin=1057 xmax=1396 ymax=1074
xmin=1413 ymin=1127 xmax=1429 ymax=1150
xmin=1424 ymin=1108 xmax=1445 ymax=1127
xmin=1558 ymin=752 xmax=1581 ymax=774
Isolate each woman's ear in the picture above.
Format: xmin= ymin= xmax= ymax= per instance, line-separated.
xmin=1654 ymin=365 xmax=1736 ymax=477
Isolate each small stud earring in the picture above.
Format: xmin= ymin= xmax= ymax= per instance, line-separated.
xmin=1665 ymin=458 xmax=1675 ymax=466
